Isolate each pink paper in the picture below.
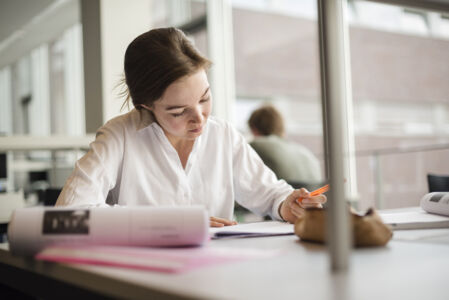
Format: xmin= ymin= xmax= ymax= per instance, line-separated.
xmin=35 ymin=245 xmax=280 ymax=273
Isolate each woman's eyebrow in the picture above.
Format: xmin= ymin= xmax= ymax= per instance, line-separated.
xmin=165 ymin=104 xmax=186 ymax=111
xmin=165 ymin=87 xmax=210 ymax=111
xmin=201 ymin=86 xmax=210 ymax=98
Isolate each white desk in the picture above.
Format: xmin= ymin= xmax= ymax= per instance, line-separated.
xmin=1 ymin=225 xmax=449 ymax=300
xmin=0 ymin=135 xmax=95 ymax=152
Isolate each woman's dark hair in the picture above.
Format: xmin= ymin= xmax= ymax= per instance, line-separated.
xmin=122 ymin=27 xmax=211 ymax=109
xmin=248 ymin=105 xmax=285 ymax=137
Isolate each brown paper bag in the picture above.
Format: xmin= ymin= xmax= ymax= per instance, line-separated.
xmin=294 ymin=207 xmax=392 ymax=247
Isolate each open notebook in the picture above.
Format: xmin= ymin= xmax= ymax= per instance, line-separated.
xmin=210 ymin=210 xmax=449 ymax=234
xmin=210 ymin=210 xmax=449 ymax=235
xmin=379 ymin=207 xmax=449 ymax=230
xmin=210 ymin=221 xmax=294 ymax=239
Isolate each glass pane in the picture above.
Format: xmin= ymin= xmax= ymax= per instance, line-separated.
xmin=348 ymin=0 xmax=449 ymax=210
xmin=231 ymin=0 xmax=324 ymax=175
xmin=49 ymin=36 xmax=66 ymax=135
xmin=151 ymin=0 xmax=206 ymax=28
xmin=150 ymin=0 xmax=208 ymax=63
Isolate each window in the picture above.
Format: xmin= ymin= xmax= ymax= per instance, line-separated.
xmin=348 ymin=1 xmax=449 ymax=209
xmin=231 ymin=0 xmax=324 ymax=165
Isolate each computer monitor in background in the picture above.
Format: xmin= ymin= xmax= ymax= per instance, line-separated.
xmin=0 ymin=153 xmax=6 ymax=192
xmin=0 ymin=153 xmax=6 ymax=179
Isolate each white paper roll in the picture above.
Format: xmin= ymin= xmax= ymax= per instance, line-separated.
xmin=8 ymin=206 xmax=209 ymax=256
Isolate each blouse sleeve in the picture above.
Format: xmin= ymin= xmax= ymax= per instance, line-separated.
xmin=229 ymin=125 xmax=293 ymax=220
xmin=55 ymin=119 xmax=125 ymax=207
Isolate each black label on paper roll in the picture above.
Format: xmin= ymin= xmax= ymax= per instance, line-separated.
xmin=42 ymin=210 xmax=90 ymax=234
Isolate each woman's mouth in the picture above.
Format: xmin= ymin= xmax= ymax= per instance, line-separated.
xmin=189 ymin=126 xmax=202 ymax=133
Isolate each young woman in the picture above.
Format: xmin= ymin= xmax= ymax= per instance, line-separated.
xmin=55 ymin=27 xmax=326 ymax=227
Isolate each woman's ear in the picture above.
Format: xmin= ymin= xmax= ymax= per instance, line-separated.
xmin=141 ymin=104 xmax=152 ymax=111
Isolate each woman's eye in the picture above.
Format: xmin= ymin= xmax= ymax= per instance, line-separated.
xmin=172 ymin=111 xmax=185 ymax=117
xmin=200 ymin=97 xmax=210 ymax=103
xmin=172 ymin=112 xmax=183 ymax=117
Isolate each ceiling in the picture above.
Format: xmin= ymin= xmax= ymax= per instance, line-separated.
xmin=0 ymin=0 xmax=56 ymax=43
xmin=0 ymin=0 xmax=79 ymax=68
xmin=1 ymin=0 xmax=448 ymax=46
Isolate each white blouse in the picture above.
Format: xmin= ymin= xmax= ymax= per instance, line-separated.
xmin=56 ymin=109 xmax=293 ymax=220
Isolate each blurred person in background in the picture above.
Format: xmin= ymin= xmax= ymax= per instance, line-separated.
xmin=248 ymin=105 xmax=322 ymax=188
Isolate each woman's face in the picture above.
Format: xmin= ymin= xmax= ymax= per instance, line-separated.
xmin=147 ymin=69 xmax=212 ymax=144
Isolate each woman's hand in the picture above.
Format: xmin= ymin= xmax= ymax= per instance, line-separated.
xmin=210 ymin=216 xmax=238 ymax=227
xmin=279 ymin=188 xmax=327 ymax=224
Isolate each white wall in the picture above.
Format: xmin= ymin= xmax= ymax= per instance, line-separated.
xmin=30 ymin=45 xmax=51 ymax=136
xmin=99 ymin=0 xmax=153 ymax=122
xmin=0 ymin=67 xmax=12 ymax=135
xmin=63 ymin=24 xmax=85 ymax=136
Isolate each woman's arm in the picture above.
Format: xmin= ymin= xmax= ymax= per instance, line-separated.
xmin=56 ymin=120 xmax=125 ymax=207
xmin=230 ymin=125 xmax=325 ymax=223
xmin=231 ymin=126 xmax=293 ymax=220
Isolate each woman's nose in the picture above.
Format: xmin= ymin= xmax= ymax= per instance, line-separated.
xmin=191 ymin=107 xmax=204 ymax=123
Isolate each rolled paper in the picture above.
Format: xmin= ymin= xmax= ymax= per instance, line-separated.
xmin=8 ymin=206 xmax=209 ymax=256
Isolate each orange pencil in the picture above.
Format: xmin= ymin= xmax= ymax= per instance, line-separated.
xmin=296 ymin=184 xmax=330 ymax=204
